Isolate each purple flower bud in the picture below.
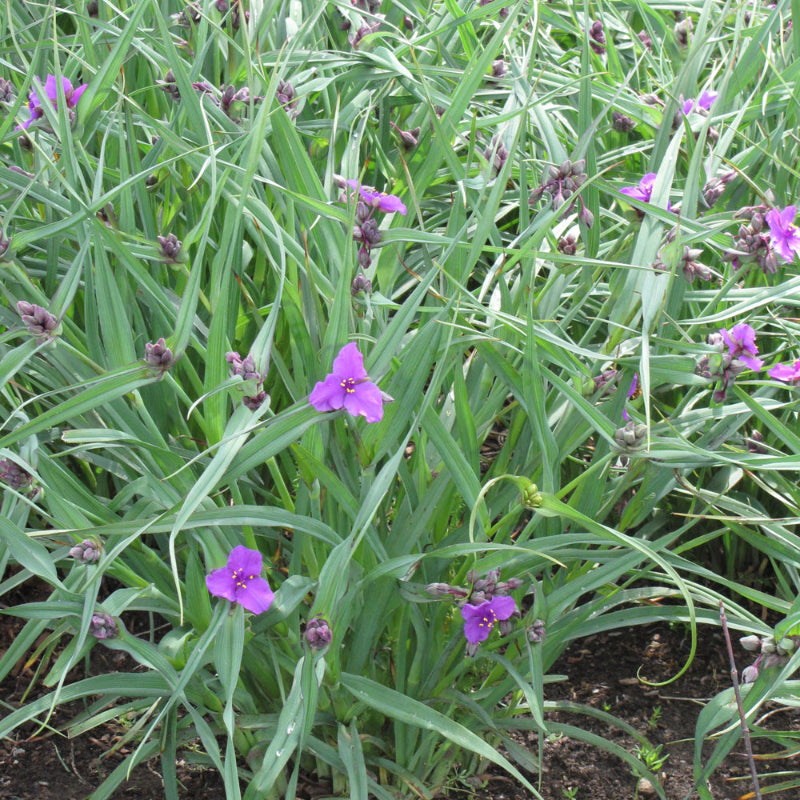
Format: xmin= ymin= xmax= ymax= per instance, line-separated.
xmin=87 ymin=0 xmax=99 ymax=16
xmin=403 ymin=14 xmax=414 ymax=31
xmin=0 ymin=230 xmax=11 ymax=260
xmin=358 ymin=245 xmax=372 ymax=269
xmin=674 ymin=17 xmax=692 ymax=47
xmin=90 ymin=612 xmax=118 ymax=640
xmin=741 ymin=663 xmax=759 ymax=683
xmin=157 ymin=233 xmax=183 ymax=263
xmin=305 ymin=616 xmax=333 ymax=650
xmin=351 ymin=273 xmax=373 ymax=296
xmin=0 ymin=458 xmax=35 ymax=492
xmin=745 ymin=430 xmax=767 ymax=454
xmin=612 ymin=111 xmax=636 ymax=133
xmin=614 ymin=421 xmax=648 ymax=450
xmin=158 ymin=70 xmax=180 ymax=101
xmin=144 ymin=337 xmax=174 ymax=370
xmin=558 ymin=233 xmax=578 ymax=255
xmin=17 ymin=301 xmax=58 ymax=338
xmin=578 ymin=203 xmax=594 ymax=229
xmin=395 ymin=126 xmax=420 ymax=149
xmin=527 ymin=619 xmax=546 ymax=643
xmin=243 ymin=390 xmax=267 ymax=410
xmin=490 ymin=59 xmax=508 ymax=80
xmin=69 ymin=539 xmax=103 ymax=564
xmin=739 ymin=635 xmax=762 ymax=652
xmin=0 ymin=78 xmax=14 ymax=105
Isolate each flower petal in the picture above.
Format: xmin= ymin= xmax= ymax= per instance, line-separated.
xmin=228 ymin=544 xmax=263 ymax=577
xmin=70 ymin=83 xmax=88 ymax=108
xmin=235 ymin=577 xmax=274 ymax=614
xmin=739 ymin=355 xmax=763 ymax=372
xmin=344 ymin=380 xmax=384 ymax=422
xmin=310 ymin=373 xmax=346 ymax=412
xmin=769 ymin=362 xmax=800 ymax=383
xmin=331 ymin=342 xmax=368 ymax=381
xmin=206 ymin=567 xmax=237 ymax=602
xmin=491 ymin=595 xmax=518 ymax=621
xmin=43 ymin=75 xmax=60 ymax=103
xmin=461 ymin=603 xmax=492 ymax=644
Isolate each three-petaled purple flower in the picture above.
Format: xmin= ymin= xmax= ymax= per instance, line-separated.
xmin=720 ymin=323 xmax=763 ymax=372
xmin=765 ymin=205 xmax=800 ymax=264
xmin=461 ymin=595 xmax=517 ymax=645
xmin=769 ymin=360 xmax=800 ymax=385
xmin=20 ymin=75 xmax=88 ymax=130
xmin=345 ymin=179 xmax=407 ymax=215
xmin=620 ymin=173 xmax=656 ymax=203
xmin=682 ymin=90 xmax=718 ymax=116
xmin=309 ymin=342 xmax=385 ymax=423
xmin=205 ymin=545 xmax=274 ymax=614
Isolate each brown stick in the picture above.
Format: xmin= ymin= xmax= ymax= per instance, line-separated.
xmin=719 ymin=600 xmax=761 ymax=800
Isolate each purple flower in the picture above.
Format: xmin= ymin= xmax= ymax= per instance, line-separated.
xmin=769 ymin=360 xmax=800 ymax=385
xmin=622 ymin=373 xmax=639 ymax=421
xmin=765 ymin=205 xmax=800 ymax=264
xmin=90 ymin=612 xmax=118 ymax=640
xmin=720 ymin=323 xmax=764 ymax=371
xmin=461 ymin=595 xmax=517 ymax=645
xmin=205 ymin=545 xmax=275 ymax=614
xmin=309 ymin=342 xmax=384 ymax=423
xmin=345 ymin=180 xmax=407 ymax=215
xmin=620 ymin=173 xmax=656 ymax=203
xmin=20 ymin=74 xmax=88 ymax=130
xmin=682 ymin=90 xmax=718 ymax=115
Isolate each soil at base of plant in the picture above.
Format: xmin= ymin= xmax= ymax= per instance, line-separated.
xmin=2 ymin=615 xmax=799 ymax=800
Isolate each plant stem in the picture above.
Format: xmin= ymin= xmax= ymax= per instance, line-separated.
xmin=718 ymin=601 xmax=761 ymax=800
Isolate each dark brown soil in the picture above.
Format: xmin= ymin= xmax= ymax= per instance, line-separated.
xmin=2 ymin=614 xmax=798 ymax=800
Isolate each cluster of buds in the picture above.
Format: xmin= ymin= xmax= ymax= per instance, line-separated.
xmin=390 ymin=122 xmax=420 ymax=150
xmin=17 ymin=301 xmax=58 ymax=340
xmin=304 ymin=616 xmax=333 ymax=651
xmin=350 ymin=272 xmax=372 ymax=296
xmin=489 ymin=58 xmax=508 ymax=83
xmin=588 ymin=367 xmax=620 ymax=397
xmin=172 ymin=0 xmax=248 ymax=29
xmin=529 ymin=159 xmax=593 ymax=227
xmin=351 ymin=0 xmax=381 ymax=11
xmin=527 ymin=619 xmax=546 ymax=644
xmin=484 ymin=135 xmax=509 ymax=176
xmin=695 ymin=324 xmax=762 ymax=402
xmin=144 ymin=337 xmax=175 ymax=372
xmin=652 ymin=229 xmax=712 ymax=283
xmin=701 ymin=172 xmax=735 ymax=208
xmin=674 ymin=17 xmax=692 ymax=47
xmin=557 ymin=233 xmax=578 ymax=256
xmin=158 ymin=70 xmax=181 ymax=101
xmin=614 ymin=420 xmax=648 ymax=451
xmin=69 ymin=538 xmax=103 ymax=564
xmin=611 ymin=111 xmax=636 ymax=133
xmin=349 ymin=18 xmax=382 ymax=49
xmin=157 ymin=233 xmax=183 ymax=263
xmin=426 ymin=569 xmax=522 ymax=606
xmin=0 ymin=458 xmax=38 ymax=498
xmin=275 ymin=80 xmax=299 ymax=118
xmin=587 ymin=20 xmax=606 ymax=54
xmin=226 ymin=350 xmax=266 ymax=410
xmin=722 ymin=207 xmax=778 ymax=275
xmin=0 ymin=77 xmax=13 ymax=107
xmin=637 ymin=30 xmax=652 ymax=50
xmin=192 ymin=81 xmax=258 ymax=121
xmin=0 ymin=229 xmax=10 ymax=260
xmin=740 ymin=633 xmax=799 ymax=683
xmin=89 ymin=612 xmax=118 ymax=640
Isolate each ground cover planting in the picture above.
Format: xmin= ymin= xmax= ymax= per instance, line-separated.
xmin=2 ymin=1 xmax=800 ymax=798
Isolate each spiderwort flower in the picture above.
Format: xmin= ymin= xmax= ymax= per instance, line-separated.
xmin=205 ymin=545 xmax=274 ymax=614
xmin=682 ymin=90 xmax=718 ymax=116
xmin=461 ymin=595 xmax=517 ymax=647
xmin=769 ymin=360 xmax=800 ymax=385
xmin=345 ymin=180 xmax=407 ymax=215
xmin=20 ymin=75 xmax=88 ymax=130
xmin=720 ymin=323 xmax=763 ymax=372
xmin=620 ymin=173 xmax=656 ymax=204
xmin=765 ymin=205 xmax=800 ymax=264
xmin=309 ymin=343 xmax=384 ymax=423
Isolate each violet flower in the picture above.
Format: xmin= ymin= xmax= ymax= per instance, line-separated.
xmin=205 ymin=545 xmax=275 ymax=614
xmin=720 ymin=323 xmax=764 ymax=372
xmin=461 ymin=595 xmax=517 ymax=646
xmin=769 ymin=360 xmax=800 ymax=385
xmin=765 ymin=205 xmax=800 ymax=264
xmin=309 ymin=342 xmax=384 ymax=423
xmin=20 ymin=74 xmax=88 ymax=130
xmin=622 ymin=373 xmax=639 ymax=421
xmin=620 ymin=173 xmax=656 ymax=203
xmin=682 ymin=90 xmax=718 ymax=115
xmin=345 ymin=179 xmax=407 ymax=215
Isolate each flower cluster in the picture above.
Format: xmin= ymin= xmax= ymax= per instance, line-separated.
xmin=529 ymin=159 xmax=593 ymax=227
xmin=191 ymin=81 xmax=259 ymax=121
xmin=206 ymin=545 xmax=274 ymax=614
xmin=144 ymin=338 xmax=174 ymax=372
xmin=226 ymin=350 xmax=266 ymax=409
xmin=723 ymin=204 xmax=800 ymax=274
xmin=69 ymin=539 xmax=103 ymax=564
xmin=309 ymin=342 xmax=386 ymax=423
xmin=340 ymin=177 xmax=407 ymax=269
xmin=18 ymin=74 xmax=87 ymax=131
xmin=740 ymin=633 xmax=798 ymax=684
xmin=652 ymin=229 xmax=712 ymax=283
xmin=620 ymin=172 xmax=656 ymax=204
xmin=0 ymin=458 xmax=38 ymax=498
xmin=696 ymin=323 xmax=762 ymax=402
xmin=89 ymin=612 xmax=118 ymax=640
xmin=427 ymin=569 xmax=522 ymax=657
xmin=17 ymin=301 xmax=58 ymax=339
xmin=587 ymin=20 xmax=606 ymax=54
xmin=681 ymin=89 xmax=717 ymax=117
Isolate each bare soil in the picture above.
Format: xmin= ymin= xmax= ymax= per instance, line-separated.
xmin=2 ymin=612 xmax=798 ymax=800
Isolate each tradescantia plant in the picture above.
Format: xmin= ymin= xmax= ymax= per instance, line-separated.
xmin=2 ymin=1 xmax=800 ymax=799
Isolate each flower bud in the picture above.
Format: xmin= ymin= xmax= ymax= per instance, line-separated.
xmin=614 ymin=421 xmax=648 ymax=450
xmin=144 ymin=337 xmax=174 ymax=370
xmin=243 ymin=390 xmax=267 ymax=410
xmin=69 ymin=539 xmax=103 ymax=564
xmin=157 ymin=233 xmax=183 ymax=263
xmin=305 ymin=616 xmax=333 ymax=650
xmin=527 ymin=619 xmax=546 ymax=643
xmin=0 ymin=458 xmax=35 ymax=492
xmin=90 ymin=612 xmax=118 ymax=640
xmin=739 ymin=635 xmax=761 ymax=652
xmin=426 ymin=582 xmax=453 ymax=597
xmin=612 ymin=111 xmax=636 ymax=133
xmin=17 ymin=301 xmax=59 ymax=339
xmin=741 ymin=663 xmax=759 ymax=683
xmin=518 ymin=478 xmax=542 ymax=509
